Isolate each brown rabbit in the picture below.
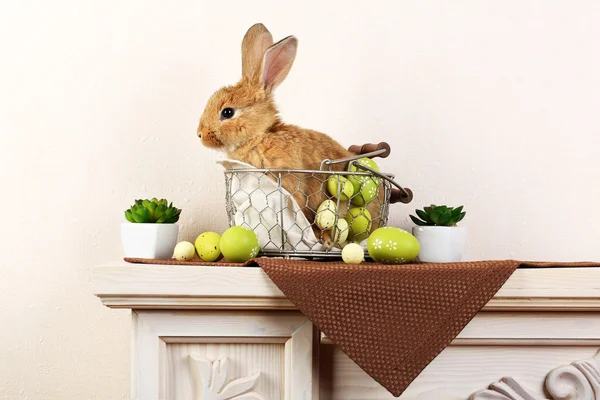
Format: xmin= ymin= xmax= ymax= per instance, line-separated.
xmin=197 ymin=23 xmax=382 ymax=248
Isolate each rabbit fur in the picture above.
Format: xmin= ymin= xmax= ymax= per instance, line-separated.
xmin=198 ymin=23 xmax=382 ymax=248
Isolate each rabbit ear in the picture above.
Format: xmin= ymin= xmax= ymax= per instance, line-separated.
xmin=259 ymin=36 xmax=298 ymax=92
xmin=241 ymin=23 xmax=274 ymax=80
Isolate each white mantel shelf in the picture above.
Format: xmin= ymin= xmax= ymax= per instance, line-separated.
xmin=92 ymin=261 xmax=600 ymax=311
xmin=93 ymin=262 xmax=600 ymax=399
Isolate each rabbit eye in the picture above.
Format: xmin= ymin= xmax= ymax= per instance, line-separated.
xmin=220 ymin=108 xmax=235 ymax=120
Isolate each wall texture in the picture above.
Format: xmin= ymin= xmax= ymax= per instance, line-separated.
xmin=0 ymin=0 xmax=598 ymax=398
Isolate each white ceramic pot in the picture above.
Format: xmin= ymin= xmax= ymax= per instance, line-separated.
xmin=121 ymin=223 xmax=179 ymax=259
xmin=412 ymin=226 xmax=467 ymax=263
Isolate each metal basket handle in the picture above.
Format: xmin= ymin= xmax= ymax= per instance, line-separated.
xmin=320 ymin=141 xmax=414 ymax=204
xmin=350 ymin=162 xmax=414 ymax=204
xmin=349 ymin=142 xmax=413 ymax=204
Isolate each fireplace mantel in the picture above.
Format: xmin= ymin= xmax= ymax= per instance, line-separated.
xmin=92 ymin=262 xmax=600 ymax=399
xmin=93 ymin=262 xmax=600 ymax=311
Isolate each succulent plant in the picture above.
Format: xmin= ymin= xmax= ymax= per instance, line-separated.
xmin=410 ymin=205 xmax=465 ymax=227
xmin=125 ymin=198 xmax=181 ymax=223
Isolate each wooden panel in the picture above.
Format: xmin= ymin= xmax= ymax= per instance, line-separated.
xmin=131 ymin=310 xmax=139 ymax=400
xmin=285 ymin=317 xmax=314 ymax=399
xmin=137 ymin=310 xmax=309 ymax=338
xmin=133 ymin=310 xmax=314 ymax=400
xmin=320 ymin=345 xmax=600 ymax=400
xmin=457 ymin=311 xmax=600 ymax=340
xmin=167 ymin=342 xmax=284 ymax=400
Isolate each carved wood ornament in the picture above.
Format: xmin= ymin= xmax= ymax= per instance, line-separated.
xmin=188 ymin=355 xmax=267 ymax=400
xmin=471 ymin=352 xmax=600 ymax=400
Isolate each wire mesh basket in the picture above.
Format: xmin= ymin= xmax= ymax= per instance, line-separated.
xmin=222 ymin=142 xmax=413 ymax=259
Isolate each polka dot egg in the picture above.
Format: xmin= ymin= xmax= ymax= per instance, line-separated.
xmin=367 ymin=227 xmax=420 ymax=264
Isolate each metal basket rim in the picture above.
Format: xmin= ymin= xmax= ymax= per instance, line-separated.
xmin=223 ymin=168 xmax=395 ymax=178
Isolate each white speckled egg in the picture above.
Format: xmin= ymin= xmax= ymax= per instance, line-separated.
xmin=173 ymin=241 xmax=196 ymax=261
xmin=332 ymin=218 xmax=349 ymax=246
xmin=315 ymin=199 xmax=337 ymax=230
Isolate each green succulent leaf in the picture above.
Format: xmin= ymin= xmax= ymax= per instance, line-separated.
xmin=156 ymin=214 xmax=169 ymax=223
xmin=131 ymin=211 xmax=146 ymax=223
xmin=413 ymin=204 xmax=466 ymax=227
xmin=135 ymin=206 xmax=151 ymax=222
xmin=146 ymin=202 xmax=157 ymax=221
xmin=415 ymin=209 xmax=434 ymax=224
xmin=125 ymin=210 xmax=135 ymax=223
xmin=438 ymin=211 xmax=453 ymax=226
xmin=125 ymin=198 xmax=180 ymax=223
xmin=156 ymin=207 xmax=174 ymax=223
xmin=410 ymin=215 xmax=430 ymax=226
xmin=451 ymin=206 xmax=464 ymax=218
xmin=154 ymin=204 xmax=166 ymax=220
xmin=435 ymin=205 xmax=448 ymax=215
xmin=429 ymin=209 xmax=441 ymax=225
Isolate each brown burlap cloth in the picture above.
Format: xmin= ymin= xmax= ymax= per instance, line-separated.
xmin=124 ymin=257 xmax=598 ymax=397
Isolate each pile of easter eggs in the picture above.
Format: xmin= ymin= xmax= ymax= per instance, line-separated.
xmin=173 ymin=226 xmax=260 ymax=263
xmin=317 ymin=157 xmax=420 ymax=265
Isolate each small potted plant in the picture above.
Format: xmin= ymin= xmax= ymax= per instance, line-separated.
xmin=410 ymin=205 xmax=467 ymax=262
xmin=122 ymin=198 xmax=181 ymax=259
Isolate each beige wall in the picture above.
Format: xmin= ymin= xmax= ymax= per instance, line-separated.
xmin=1 ymin=0 xmax=599 ymax=398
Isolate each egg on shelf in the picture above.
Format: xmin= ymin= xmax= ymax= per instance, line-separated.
xmin=367 ymin=227 xmax=420 ymax=264
xmin=342 ymin=243 xmax=365 ymax=264
xmin=220 ymin=226 xmax=260 ymax=263
xmin=195 ymin=232 xmax=221 ymax=262
xmin=173 ymin=241 xmax=196 ymax=261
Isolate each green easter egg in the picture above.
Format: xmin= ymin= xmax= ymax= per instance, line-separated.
xmin=195 ymin=232 xmax=221 ymax=262
xmin=350 ymin=178 xmax=380 ymax=206
xmin=348 ymin=157 xmax=381 ymax=187
xmin=174 ymin=241 xmax=195 ymax=261
xmin=350 ymin=178 xmax=362 ymax=197
xmin=220 ymin=226 xmax=260 ymax=263
xmin=327 ymin=175 xmax=353 ymax=201
xmin=367 ymin=227 xmax=420 ymax=264
xmin=345 ymin=207 xmax=372 ymax=243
